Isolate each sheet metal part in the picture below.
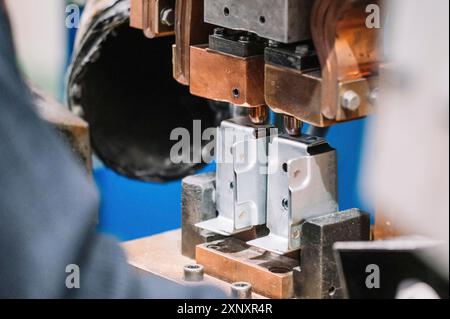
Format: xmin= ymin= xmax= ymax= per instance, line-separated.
xmin=248 ymin=135 xmax=338 ymax=254
xmin=196 ymin=118 xmax=274 ymax=236
xmin=173 ymin=0 xmax=214 ymax=85
xmin=204 ymin=0 xmax=314 ymax=44
xmin=130 ymin=0 xmax=175 ymax=38
xmin=181 ymin=173 xmax=225 ymax=258
xmin=190 ymin=45 xmax=266 ymax=107
xmin=196 ymin=237 xmax=299 ymax=299
xmin=293 ymin=209 xmax=371 ymax=299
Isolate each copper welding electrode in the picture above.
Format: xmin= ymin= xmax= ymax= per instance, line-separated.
xmin=283 ymin=115 xmax=303 ymax=136
xmin=249 ymin=105 xmax=269 ymax=124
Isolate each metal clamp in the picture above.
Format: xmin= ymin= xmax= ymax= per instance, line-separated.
xmin=248 ymin=135 xmax=338 ymax=254
xmin=196 ymin=118 xmax=274 ymax=236
xmin=204 ymin=0 xmax=313 ymax=44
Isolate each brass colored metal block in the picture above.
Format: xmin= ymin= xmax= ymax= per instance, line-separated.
xmin=190 ymin=45 xmax=265 ymax=107
xmin=196 ymin=238 xmax=299 ymax=299
xmin=173 ymin=0 xmax=214 ymax=85
xmin=265 ymin=64 xmax=376 ymax=127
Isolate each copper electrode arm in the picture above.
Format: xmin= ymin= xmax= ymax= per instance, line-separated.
xmin=173 ymin=0 xmax=214 ymax=85
xmin=311 ymin=0 xmax=381 ymax=121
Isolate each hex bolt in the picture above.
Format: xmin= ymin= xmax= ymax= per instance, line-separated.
xmin=160 ymin=8 xmax=175 ymax=27
xmin=341 ymin=90 xmax=361 ymax=112
xmin=231 ymin=282 xmax=252 ymax=299
xmin=183 ymin=264 xmax=204 ymax=282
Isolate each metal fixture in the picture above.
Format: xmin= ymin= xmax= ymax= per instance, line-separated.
xmin=196 ymin=118 xmax=274 ymax=236
xmin=181 ymin=173 xmax=224 ymax=258
xmin=248 ymin=135 xmax=338 ymax=254
xmin=341 ymin=90 xmax=361 ymax=112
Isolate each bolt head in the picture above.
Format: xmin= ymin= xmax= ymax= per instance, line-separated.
xmin=183 ymin=264 xmax=204 ymax=282
xmin=341 ymin=90 xmax=361 ymax=111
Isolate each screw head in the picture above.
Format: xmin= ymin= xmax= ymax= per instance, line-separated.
xmin=231 ymin=282 xmax=252 ymax=299
xmin=232 ymin=88 xmax=240 ymax=99
xmin=341 ymin=90 xmax=361 ymax=111
xmin=238 ymin=35 xmax=251 ymax=43
xmin=183 ymin=264 xmax=204 ymax=282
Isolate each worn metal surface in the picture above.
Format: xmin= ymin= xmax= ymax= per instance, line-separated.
xmin=196 ymin=119 xmax=273 ymax=236
xmin=181 ymin=173 xmax=224 ymax=258
xmin=204 ymin=0 xmax=313 ymax=43
xmin=293 ymin=209 xmax=371 ymax=299
xmin=190 ymin=45 xmax=266 ymax=107
xmin=196 ymin=237 xmax=299 ymax=299
xmin=32 ymin=88 xmax=92 ymax=174
xmin=248 ymin=135 xmax=338 ymax=254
